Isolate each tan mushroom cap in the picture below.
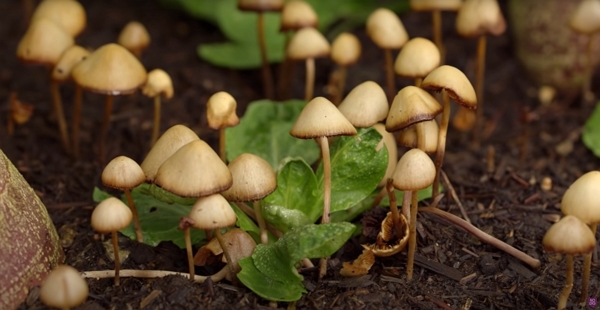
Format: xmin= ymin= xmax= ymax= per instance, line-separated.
xmin=31 ymin=0 xmax=86 ymax=36
xmin=331 ymin=32 xmax=362 ymax=66
xmin=560 ymin=171 xmax=600 ymax=225
xmin=455 ymin=0 xmax=506 ymax=38
xmin=290 ymin=97 xmax=357 ymax=139
xmin=392 ymin=148 xmax=435 ymax=191
xmin=52 ymin=45 xmax=90 ymax=82
xmin=338 ymin=81 xmax=388 ymax=128
xmin=394 ymin=37 xmax=440 ymax=79
xmin=287 ymin=27 xmax=331 ymax=60
xmin=386 ymin=86 xmax=442 ymax=132
xmin=141 ymin=124 xmax=200 ymax=182
xmin=410 ymin=0 xmax=462 ymax=11
xmin=71 ymin=43 xmax=147 ymax=95
xmin=373 ymin=124 xmax=398 ymax=187
xmin=221 ymin=153 xmax=277 ymax=202
xmin=362 ymin=212 xmax=409 ymax=257
xmin=91 ymin=197 xmax=133 ymax=233
xmin=17 ymin=18 xmax=74 ymax=65
xmin=39 ymin=265 xmax=88 ymax=310
xmin=421 ymin=65 xmax=477 ymax=109
xmin=570 ymin=0 xmax=600 ymax=34
xmin=118 ymin=21 xmax=151 ymax=54
xmin=397 ymin=119 xmax=439 ymax=154
xmin=155 ymin=140 xmax=233 ymax=197
xmin=366 ymin=8 xmax=409 ymax=49
xmin=238 ymin=0 xmax=284 ymax=12
xmin=142 ymin=69 xmax=174 ymax=99
xmin=280 ymin=0 xmax=318 ymax=31
xmin=189 ymin=194 xmax=237 ymax=230
xmin=206 ymin=91 xmax=239 ymax=130
xmin=102 ymin=156 xmax=146 ymax=190
xmin=542 ymin=215 xmax=596 ymax=255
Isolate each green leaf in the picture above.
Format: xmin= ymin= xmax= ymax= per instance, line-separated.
xmin=230 ymin=202 xmax=261 ymax=240
xmin=252 ymin=242 xmax=303 ymax=283
xmin=583 ymin=103 xmax=600 ymax=157
xmin=226 ymin=100 xmax=320 ymax=169
xmin=237 ymin=257 xmax=306 ymax=302
xmin=157 ymin=0 xmax=218 ymax=23
xmin=147 ymin=184 xmax=196 ymax=205
xmin=281 ymin=222 xmax=356 ymax=262
xmin=198 ymin=41 xmax=284 ymax=69
xmin=378 ymin=185 xmax=437 ymax=207
xmin=261 ymin=204 xmax=313 ymax=233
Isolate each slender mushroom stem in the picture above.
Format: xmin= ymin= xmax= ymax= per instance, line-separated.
xmin=81 ymin=265 xmax=229 ymax=283
xmin=432 ymin=10 xmax=443 ymax=63
xmin=386 ymin=179 xmax=406 ymax=240
xmin=219 ymin=127 xmax=226 ymax=162
xmin=257 ymin=12 xmax=274 ymax=99
xmin=402 ymin=190 xmax=412 ymax=220
xmin=124 ymin=189 xmax=143 ymax=242
xmin=215 ymin=229 xmax=237 ymax=279
xmin=50 ymin=78 xmax=70 ymax=153
xmin=305 ymin=58 xmax=316 ymax=101
xmin=580 ymin=224 xmax=596 ymax=303
xmin=333 ymin=66 xmax=347 ymax=105
xmin=72 ymin=85 xmax=83 ymax=158
xmin=582 ymin=34 xmax=595 ymax=104
xmin=253 ymin=200 xmax=268 ymax=244
xmin=151 ymin=95 xmax=161 ymax=146
xmin=184 ymin=227 xmax=195 ymax=280
xmin=384 ymin=48 xmax=395 ymax=102
xmin=99 ymin=95 xmax=114 ymax=163
xmin=558 ymin=254 xmax=574 ymax=310
xmin=432 ymin=90 xmax=450 ymax=198
xmin=318 ymin=135 xmax=332 ymax=279
xmin=414 ymin=77 xmax=423 ymax=87
xmin=111 ymin=231 xmax=121 ymax=286
xmin=406 ymin=190 xmax=419 ymax=281
xmin=416 ymin=122 xmax=426 ymax=151
xmin=475 ymin=35 xmax=487 ymax=123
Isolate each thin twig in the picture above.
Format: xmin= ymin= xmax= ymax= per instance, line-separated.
xmin=440 ymin=170 xmax=471 ymax=224
xmin=81 ymin=266 xmax=229 ymax=284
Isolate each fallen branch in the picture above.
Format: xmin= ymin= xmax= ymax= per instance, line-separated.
xmin=81 ymin=265 xmax=229 ymax=284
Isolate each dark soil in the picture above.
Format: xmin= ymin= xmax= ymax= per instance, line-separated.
xmin=4 ymin=0 xmax=600 ymax=309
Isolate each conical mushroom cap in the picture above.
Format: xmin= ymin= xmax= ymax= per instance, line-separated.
xmin=397 ymin=119 xmax=439 ymax=154
xmin=570 ymin=0 xmax=600 ymax=34
xmin=410 ymin=0 xmax=462 ymax=11
xmin=421 ymin=65 xmax=477 ymax=109
xmin=373 ymin=124 xmax=398 ymax=187
xmin=31 ymin=0 xmax=86 ymax=36
xmin=155 ymin=140 xmax=233 ymax=197
xmin=221 ymin=153 xmax=277 ymax=201
xmin=392 ymin=148 xmax=435 ymax=191
xmin=280 ymin=0 xmax=318 ymax=31
xmin=118 ymin=21 xmax=151 ymax=54
xmin=39 ymin=265 xmax=88 ymax=310
xmin=17 ymin=18 xmax=74 ymax=65
xmin=290 ymin=97 xmax=357 ymax=139
xmin=238 ymin=0 xmax=284 ymax=12
xmin=542 ymin=215 xmax=596 ymax=255
xmin=366 ymin=8 xmax=409 ymax=49
xmin=71 ymin=43 xmax=147 ymax=95
xmin=91 ymin=197 xmax=133 ymax=233
xmin=287 ymin=27 xmax=330 ymax=60
xmin=561 ymin=171 xmax=600 ymax=224
xmin=394 ymin=37 xmax=440 ymax=79
xmin=189 ymin=194 xmax=237 ymax=230
xmin=52 ymin=45 xmax=90 ymax=82
xmin=331 ymin=32 xmax=362 ymax=66
xmin=455 ymin=0 xmax=506 ymax=38
xmin=102 ymin=156 xmax=145 ymax=190
xmin=141 ymin=124 xmax=200 ymax=182
xmin=142 ymin=69 xmax=173 ymax=99
xmin=206 ymin=91 xmax=239 ymax=130
xmin=386 ymin=86 xmax=442 ymax=131
xmin=338 ymin=81 xmax=388 ymax=128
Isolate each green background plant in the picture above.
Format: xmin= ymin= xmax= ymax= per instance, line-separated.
xmin=583 ymin=102 xmax=600 ymax=157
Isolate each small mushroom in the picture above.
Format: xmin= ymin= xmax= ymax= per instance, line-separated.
xmin=206 ymin=91 xmax=239 ymax=162
xmin=40 ymin=265 xmax=89 ymax=310
xmin=330 ymin=32 xmax=362 ymax=105
xmin=31 ymin=0 xmax=87 ymax=36
xmin=338 ymin=81 xmax=388 ymax=128
xmin=280 ymin=0 xmax=318 ymax=32
xmin=118 ymin=21 xmax=151 ymax=58
xmin=397 ymin=119 xmax=439 ymax=154
xmin=287 ymin=28 xmax=331 ymax=101
xmin=569 ymin=0 xmax=600 ymax=103
xmin=409 ymin=0 xmax=461 ymax=61
xmin=394 ymin=37 xmax=440 ymax=86
xmin=142 ymin=69 xmax=174 ymax=146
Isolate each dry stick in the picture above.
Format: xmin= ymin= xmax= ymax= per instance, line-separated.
xmin=151 ymin=95 xmax=161 ymax=146
xmin=386 ymin=179 xmax=406 ymax=241
xmin=440 ymin=170 xmax=471 ymax=224
xmin=253 ymin=200 xmax=268 ymax=244
xmin=580 ymin=224 xmax=597 ymax=303
xmin=72 ymin=85 xmax=83 ymax=158
xmin=318 ymin=135 xmax=332 ymax=279
xmin=82 ymin=265 xmax=229 ymax=283
xmin=304 ymin=58 xmax=316 ymax=101
xmin=432 ymin=90 xmax=451 ymax=198
xmin=124 ymin=189 xmax=143 ymax=242
xmin=111 ymin=231 xmax=122 ymax=286
xmin=257 ymin=12 xmax=274 ymax=100
xmin=559 ymin=255 xmax=574 ymax=310
xmin=406 ymin=190 xmax=418 ymax=281
xmin=50 ymin=79 xmax=70 ymax=153
xmin=384 ymin=48 xmax=395 ymax=102
xmin=333 ymin=65 xmax=347 ymax=105
xmin=420 ymin=206 xmax=541 ymax=269
xmin=99 ymin=95 xmax=114 ymax=163
xmin=184 ymin=227 xmax=195 ymax=280
xmin=215 ymin=229 xmax=237 ymax=278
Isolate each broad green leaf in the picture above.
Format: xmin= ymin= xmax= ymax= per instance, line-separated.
xmin=230 ymin=202 xmax=260 ymax=240
xmin=198 ymin=41 xmax=284 ymax=69
xmin=226 ymin=100 xmax=320 ymax=169
xmin=237 ymin=257 xmax=306 ymax=302
xmin=252 ymin=243 xmax=302 ymax=283
xmin=261 ymin=204 xmax=313 ymax=233
xmin=583 ymin=103 xmax=600 ymax=157
xmin=281 ymin=222 xmax=355 ymax=263
xmin=378 ymin=185 xmax=437 ymax=207
xmin=147 ymin=184 xmax=196 ymax=205
xmin=330 ymin=192 xmax=377 ymax=223
xmin=157 ymin=0 xmax=218 ymax=23
xmin=216 ymin=0 xmax=284 ymax=44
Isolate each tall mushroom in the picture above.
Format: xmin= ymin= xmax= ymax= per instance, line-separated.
xmin=569 ymin=0 xmax=600 ymax=103
xmin=330 ymin=32 xmax=362 ymax=105
xmin=206 ymin=91 xmax=239 ymax=162
xmin=118 ymin=21 xmax=151 ymax=58
xmin=338 ymin=81 xmax=388 ymax=128
xmin=394 ymin=37 xmax=440 ymax=86
xmin=141 ymin=69 xmax=174 ymax=146
xmin=287 ymin=27 xmax=331 ymax=101
xmin=409 ymin=0 xmax=461 ymax=61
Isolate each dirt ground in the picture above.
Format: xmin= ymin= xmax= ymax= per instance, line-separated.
xmin=3 ymin=0 xmax=600 ymax=309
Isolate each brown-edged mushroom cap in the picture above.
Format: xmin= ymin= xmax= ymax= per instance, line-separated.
xmin=102 ymin=156 xmax=145 ymax=190
xmin=118 ymin=21 xmax=151 ymax=54
xmin=290 ymin=96 xmax=357 ymax=138
xmin=542 ymin=215 xmax=596 ymax=255
xmin=287 ymin=27 xmax=331 ymax=60
xmin=373 ymin=123 xmax=398 ymax=187
xmin=221 ymin=153 xmax=277 ymax=202
xmin=154 ymin=140 xmax=233 ymax=197
xmin=331 ymin=32 xmax=362 ymax=66
xmin=569 ymin=0 xmax=600 ymax=34
xmin=410 ymin=0 xmax=462 ymax=11
xmin=455 ymin=0 xmax=506 ymax=38
xmin=394 ymin=37 xmax=440 ymax=79
xmin=392 ymin=148 xmax=436 ymax=191
xmin=366 ymin=8 xmax=409 ymax=49
xmin=91 ymin=197 xmax=133 ymax=233
xmin=560 ymin=171 xmax=600 ymax=225
xmin=338 ymin=81 xmax=388 ymax=128
xmin=141 ymin=124 xmax=200 ymax=182
xmin=280 ymin=0 xmax=318 ymax=31
xmin=52 ymin=45 xmax=90 ymax=82
xmin=142 ymin=69 xmax=173 ymax=99
xmin=421 ymin=65 xmax=477 ymax=109
xmin=386 ymin=86 xmax=442 ymax=132
xmin=31 ymin=0 xmax=86 ymax=36
xmin=238 ymin=0 xmax=284 ymax=12
xmin=188 ymin=194 xmax=237 ymax=230
xmin=39 ymin=265 xmax=88 ymax=310
xmin=397 ymin=119 xmax=439 ymax=153
xmin=17 ymin=18 xmax=74 ymax=65
xmin=71 ymin=43 xmax=147 ymax=95
xmin=206 ymin=91 xmax=239 ymax=130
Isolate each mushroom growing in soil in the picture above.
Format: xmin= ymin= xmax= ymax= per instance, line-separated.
xmin=206 ymin=91 xmax=239 ymax=162
xmin=91 ymin=197 xmax=133 ymax=286
xmin=569 ymin=0 xmax=600 ymax=103
xmin=40 ymin=265 xmax=89 ymax=310
xmin=287 ymin=27 xmax=331 ymax=101
xmin=337 ymin=81 xmax=388 ymax=128
xmin=30 ymin=0 xmax=86 ymax=37
xmin=330 ymin=32 xmax=362 ymax=105
xmin=141 ymin=69 xmax=174 ymax=146
xmin=118 ymin=21 xmax=151 ymax=58
xmin=394 ymin=37 xmax=440 ymax=87
xmin=409 ymin=0 xmax=461 ymax=61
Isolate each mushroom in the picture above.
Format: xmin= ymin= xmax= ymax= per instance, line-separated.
xmin=338 ymin=81 xmax=388 ymax=128
xmin=569 ymin=0 xmax=600 ymax=103
xmin=287 ymin=27 xmax=331 ymax=101
xmin=409 ymin=0 xmax=461 ymax=61
xmin=91 ymin=197 xmax=133 ymax=286
xmin=102 ymin=156 xmax=146 ymax=242
xmin=71 ymin=43 xmax=147 ymax=162
xmin=361 ymin=211 xmax=409 ymax=257
xmin=141 ymin=69 xmax=174 ymax=146
xmin=118 ymin=21 xmax=151 ymax=58
xmin=221 ymin=153 xmax=277 ymax=244
xmin=397 ymin=119 xmax=439 ymax=154
xmin=30 ymin=0 xmax=87 ymax=36
xmin=330 ymin=32 xmax=362 ymax=105
xmin=39 ymin=265 xmax=88 ymax=310
xmin=394 ymin=37 xmax=440 ymax=86
xmin=206 ymin=91 xmax=239 ymax=162
xmin=421 ymin=65 xmax=477 ymax=197
xmin=543 ymin=215 xmax=596 ymax=310
xmin=366 ymin=8 xmax=409 ymax=101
